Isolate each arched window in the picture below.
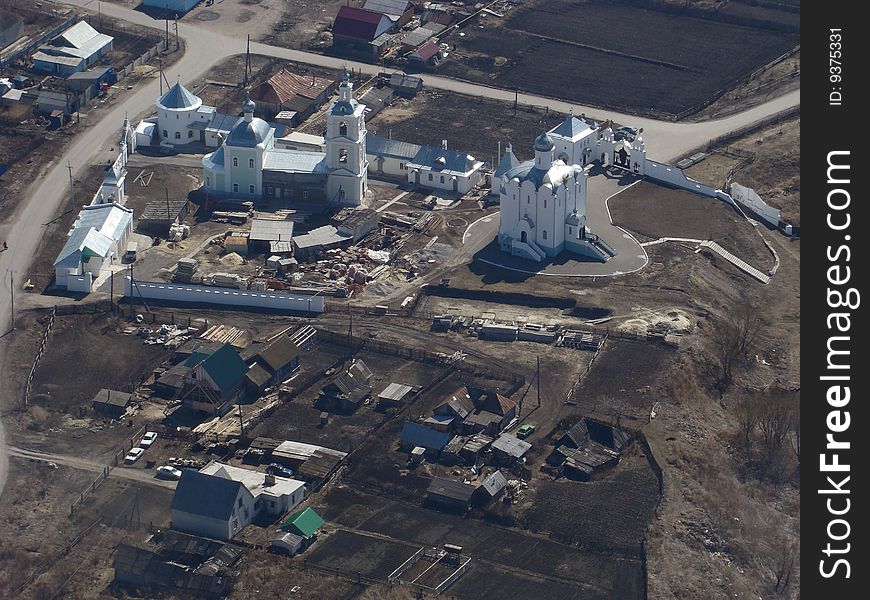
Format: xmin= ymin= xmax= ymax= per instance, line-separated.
xmin=339 ymin=122 xmax=348 ymax=136
xmin=568 ymin=227 xmax=573 ymax=235
xmin=188 ymin=130 xmax=193 ymax=138
xmin=249 ymin=158 xmax=255 ymax=169
xmin=233 ymin=157 xmax=239 ymax=167
xmin=440 ymin=175 xmax=445 ymax=184
xmin=162 ymin=130 xmax=168 ymax=138
xmin=175 ymin=131 xmax=181 ymax=139
xmin=249 ymin=185 xmax=255 ymax=195
xmin=543 ymin=198 xmax=547 ymax=208
xmin=527 ymin=195 xmax=531 ymax=204
xmin=339 ymin=149 xmax=348 ymax=163
xmin=543 ymin=230 xmax=548 ymax=240
xmin=233 ymin=183 xmax=239 ymax=193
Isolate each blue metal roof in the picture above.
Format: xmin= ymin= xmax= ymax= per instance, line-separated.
xmin=226 ymin=117 xmax=272 ymax=148
xmin=401 ymin=421 xmax=451 ymax=451
xmin=549 ymin=115 xmax=594 ymax=140
xmin=409 ymin=145 xmax=476 ymax=174
xmin=158 ymin=81 xmax=200 ymax=110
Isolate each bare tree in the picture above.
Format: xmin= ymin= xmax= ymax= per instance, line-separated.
xmin=735 ymin=391 xmax=761 ymax=459
xmin=773 ymin=540 xmax=799 ymax=594
xmin=711 ymin=306 xmax=760 ymax=389
xmin=758 ymin=388 xmax=797 ymax=457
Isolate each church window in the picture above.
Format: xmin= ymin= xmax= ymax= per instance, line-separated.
xmin=568 ymin=227 xmax=573 ymax=235
xmin=440 ymin=175 xmax=445 ymax=184
xmin=249 ymin=158 xmax=255 ymax=169
xmin=399 ymin=162 xmax=404 ymax=170
xmin=188 ymin=130 xmax=193 ymax=138
xmin=233 ymin=157 xmax=239 ymax=167
xmin=339 ymin=122 xmax=348 ymax=136
xmin=339 ymin=149 xmax=348 ymax=163
xmin=249 ymin=185 xmax=255 ymax=195
xmin=543 ymin=230 xmax=548 ymax=240
xmin=206 ymin=176 xmax=210 ymax=187
xmin=527 ymin=196 xmax=530 ymax=204
xmin=544 ymin=198 xmax=547 ymax=208
xmin=233 ymin=183 xmax=239 ymax=193
xmin=428 ymin=174 xmax=433 ymax=182
xmin=174 ymin=131 xmax=181 ymax=139
xmin=162 ymin=130 xmax=167 ymax=138
xmin=176 ymin=114 xmax=179 ymax=119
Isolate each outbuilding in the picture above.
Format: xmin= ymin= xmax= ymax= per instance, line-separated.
xmin=91 ymin=388 xmax=132 ymax=418
xmin=426 ymin=476 xmax=475 ymax=513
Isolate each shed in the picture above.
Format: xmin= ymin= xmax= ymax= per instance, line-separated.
xmin=400 ymin=421 xmax=451 ymax=452
xmin=333 ymin=207 xmax=379 ymax=242
xmin=249 ymin=69 xmax=336 ymax=122
xmin=409 ymin=40 xmax=440 ymax=65
xmin=280 ymin=507 xmax=325 ymax=538
xmin=91 ymin=388 xmax=132 ymax=418
xmin=224 ymin=235 xmax=248 ymax=257
xmin=249 ymin=218 xmax=295 ymax=248
xmin=491 ymin=433 xmax=531 ymax=464
xmin=426 ymin=476 xmax=475 ymax=513
xmin=475 ymin=469 xmax=508 ymax=502
xmin=270 ymin=531 xmax=305 ymax=556
xmin=139 ymin=198 xmax=190 ymax=234
xmin=377 ymin=382 xmax=413 ymax=410
xmin=400 ymin=27 xmax=438 ymax=53
xmin=459 ymin=433 xmax=493 ymax=464
xmin=389 ymin=72 xmax=423 ymax=98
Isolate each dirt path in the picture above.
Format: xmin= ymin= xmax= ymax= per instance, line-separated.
xmin=7 ymin=446 xmax=176 ymax=490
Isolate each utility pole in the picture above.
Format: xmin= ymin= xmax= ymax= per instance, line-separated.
xmin=129 ymin=263 xmax=134 ymax=320
xmin=67 ymin=161 xmax=75 ymax=205
xmin=165 ymin=18 xmax=169 ymax=50
xmin=165 ymin=187 xmax=171 ymax=229
xmin=174 ymin=14 xmax=179 ymax=51
xmin=536 ymin=355 xmax=541 ymax=410
xmin=244 ymin=35 xmax=251 ymax=88
xmin=159 ymin=58 xmax=163 ymax=95
xmin=9 ymin=271 xmax=13 ymax=331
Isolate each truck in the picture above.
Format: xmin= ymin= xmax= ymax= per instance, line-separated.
xmin=124 ymin=241 xmax=138 ymax=262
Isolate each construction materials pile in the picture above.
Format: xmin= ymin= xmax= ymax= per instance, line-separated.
xmin=174 ymin=258 xmax=198 ymax=283
xmin=168 ymin=223 xmax=190 ymax=241
xmin=204 ymin=272 xmax=244 ymax=289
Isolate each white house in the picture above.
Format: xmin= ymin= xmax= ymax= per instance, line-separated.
xmin=171 ymin=462 xmax=306 ymax=541
xmin=497 ymin=133 xmax=609 ymax=262
xmin=53 ymin=203 xmax=133 ymax=290
xmin=406 ymin=142 xmax=484 ymax=195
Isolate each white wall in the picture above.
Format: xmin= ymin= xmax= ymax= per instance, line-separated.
xmin=730 ymin=182 xmax=781 ymax=226
xmin=124 ymin=278 xmax=326 ymax=313
xmin=644 ymin=160 xmax=717 ymax=197
xmin=67 ymin=273 xmax=94 ymax=293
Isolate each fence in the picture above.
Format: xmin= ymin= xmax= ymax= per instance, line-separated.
xmin=22 ymin=308 xmax=56 ymax=410
xmin=115 ymin=40 xmax=167 ymax=82
xmin=69 ymin=424 xmax=146 ymax=516
xmin=0 ymin=13 xmax=79 ymax=69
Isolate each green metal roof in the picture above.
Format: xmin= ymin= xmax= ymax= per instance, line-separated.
xmin=280 ymin=507 xmax=324 ymax=537
xmin=184 ymin=343 xmax=248 ymax=393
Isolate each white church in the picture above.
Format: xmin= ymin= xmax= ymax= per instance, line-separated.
xmin=201 ymin=75 xmax=368 ymax=206
xmin=496 ymin=122 xmax=613 ymax=263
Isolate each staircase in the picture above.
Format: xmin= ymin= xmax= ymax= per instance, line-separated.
xmin=511 ymin=239 xmax=546 ymax=262
xmin=702 ymin=241 xmax=770 ymax=284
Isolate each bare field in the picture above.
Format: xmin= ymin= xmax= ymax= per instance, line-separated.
xmin=440 ymin=0 xmax=798 ymax=116
xmin=367 ymin=91 xmax=567 ymax=167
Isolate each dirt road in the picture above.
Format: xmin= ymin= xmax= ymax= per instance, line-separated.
xmin=8 ymin=446 xmax=177 ymax=490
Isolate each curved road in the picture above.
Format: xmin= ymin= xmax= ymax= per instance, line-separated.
xmin=0 ymin=0 xmax=799 ymax=494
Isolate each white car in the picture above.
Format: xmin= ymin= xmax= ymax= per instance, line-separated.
xmin=124 ymin=447 xmax=145 ymax=464
xmin=139 ymin=432 xmax=158 ymax=448
xmin=155 ymin=466 xmax=183 ymax=480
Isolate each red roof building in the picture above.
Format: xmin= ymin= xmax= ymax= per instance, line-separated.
xmin=332 ymin=6 xmax=393 ymax=42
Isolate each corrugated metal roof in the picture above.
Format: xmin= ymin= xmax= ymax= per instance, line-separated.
xmin=186 ymin=343 xmax=249 ymax=393
xmin=54 ymin=21 xmax=100 ymax=49
xmin=364 ymin=0 xmax=413 ymax=18
xmin=410 ymin=40 xmax=439 ymax=62
xmin=379 ymin=382 xmax=413 ymax=402
xmin=256 ymin=335 xmax=300 ymax=373
xmin=293 ymin=225 xmax=350 ymax=250
xmin=401 ymin=27 xmax=438 ymax=48
xmin=479 ymin=470 xmax=507 ymax=496
xmin=91 ymin=388 xmax=131 ymax=408
xmin=280 ymin=507 xmax=324 ymax=537
xmin=263 ymin=149 xmax=327 ymax=174
xmin=366 ymin=133 xmax=421 ymax=161
xmin=32 ymin=52 xmax=82 ymax=67
xmin=389 ymin=72 xmax=422 ymax=89
xmin=492 ymin=433 xmax=531 ymax=458
xmin=250 ymin=218 xmax=295 ymax=242
xmin=250 ymin=69 xmax=333 ymax=106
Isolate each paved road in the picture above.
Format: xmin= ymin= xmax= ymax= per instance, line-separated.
xmin=0 ymin=0 xmax=800 ymax=496
xmin=8 ymin=446 xmax=177 ymax=490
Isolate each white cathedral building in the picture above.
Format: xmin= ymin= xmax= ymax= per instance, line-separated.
xmin=201 ymin=75 xmax=367 ymax=206
xmin=497 ymin=127 xmax=612 ymax=263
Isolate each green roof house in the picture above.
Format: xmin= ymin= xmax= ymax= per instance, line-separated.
xmin=182 ymin=343 xmax=249 ymax=416
xmin=280 ymin=507 xmax=324 ymax=538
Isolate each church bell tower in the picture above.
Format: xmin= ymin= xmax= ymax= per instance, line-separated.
xmin=325 ymin=73 xmax=368 ymax=206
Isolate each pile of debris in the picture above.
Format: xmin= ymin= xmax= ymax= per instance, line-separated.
xmin=133 ymin=323 xmax=197 ymax=348
xmin=203 ymin=272 xmax=244 ymax=289
xmin=174 ymin=258 xmax=198 ymax=283
xmin=168 ymin=223 xmax=190 ymax=241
